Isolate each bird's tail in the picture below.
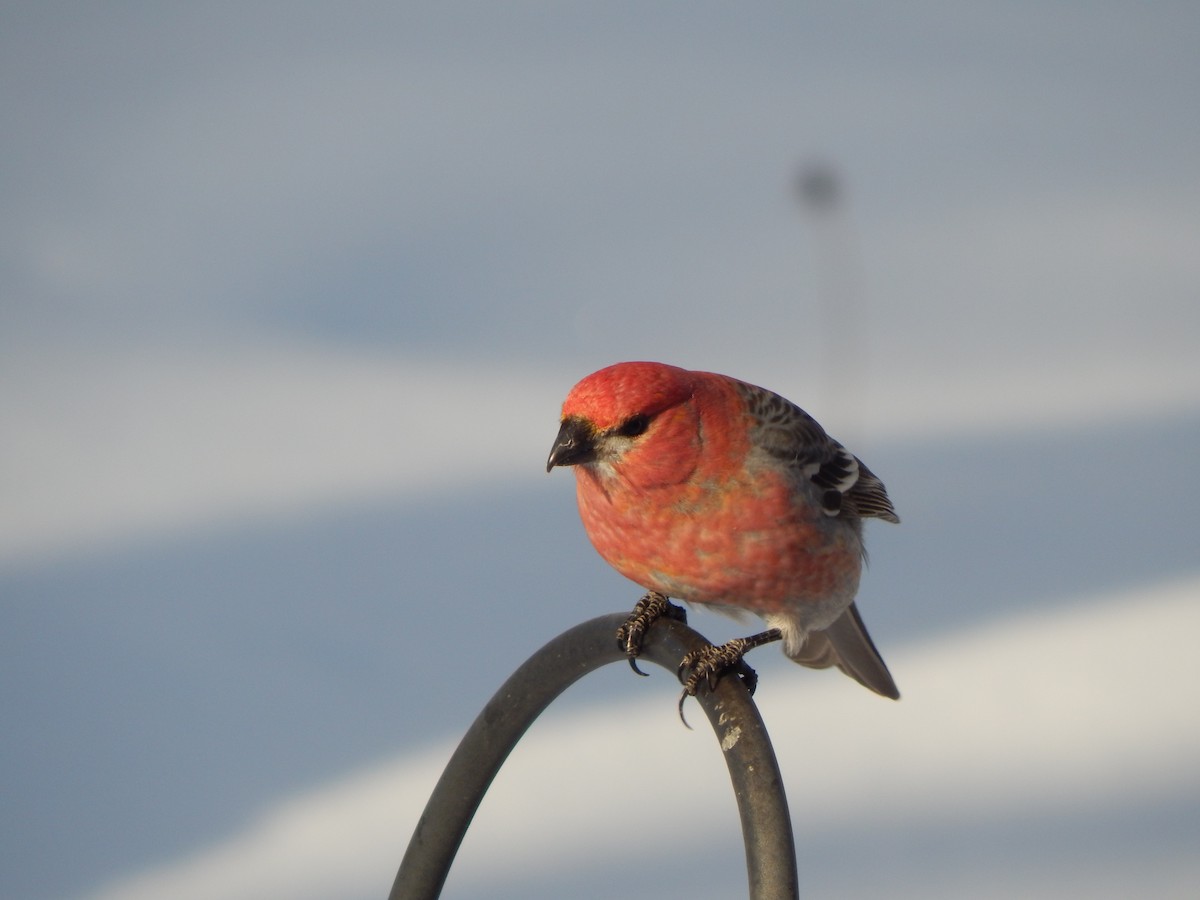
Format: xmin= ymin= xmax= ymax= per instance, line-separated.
xmin=790 ymin=602 xmax=900 ymax=699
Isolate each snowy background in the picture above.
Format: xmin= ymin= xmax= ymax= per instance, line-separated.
xmin=3 ymin=3 xmax=1199 ymax=898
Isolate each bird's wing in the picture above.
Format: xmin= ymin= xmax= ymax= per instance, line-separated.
xmin=734 ymin=380 xmax=899 ymax=523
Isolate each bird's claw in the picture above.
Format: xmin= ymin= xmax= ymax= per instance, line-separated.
xmin=615 ymin=592 xmax=685 ymax=674
xmin=678 ymin=640 xmax=761 ymax=696
xmin=674 ymin=639 xmax=761 ymax=726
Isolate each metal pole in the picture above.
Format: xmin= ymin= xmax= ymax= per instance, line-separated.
xmin=389 ymin=612 xmax=798 ymax=899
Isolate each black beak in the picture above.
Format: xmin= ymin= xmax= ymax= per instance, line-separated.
xmin=546 ymin=417 xmax=597 ymax=472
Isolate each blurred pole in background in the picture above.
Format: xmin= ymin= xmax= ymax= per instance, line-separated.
xmin=796 ymin=162 xmax=867 ymax=443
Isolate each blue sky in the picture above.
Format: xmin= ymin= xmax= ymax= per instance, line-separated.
xmin=2 ymin=3 xmax=1198 ymax=898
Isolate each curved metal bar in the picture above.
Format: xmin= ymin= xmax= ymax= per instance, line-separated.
xmin=389 ymin=612 xmax=798 ymax=899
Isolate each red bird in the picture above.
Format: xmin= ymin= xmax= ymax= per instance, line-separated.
xmin=546 ymin=361 xmax=900 ymax=700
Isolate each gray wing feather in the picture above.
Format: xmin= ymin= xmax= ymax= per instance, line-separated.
xmin=734 ymin=380 xmax=899 ymax=524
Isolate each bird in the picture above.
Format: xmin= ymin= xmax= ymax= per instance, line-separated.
xmin=546 ymin=361 xmax=900 ymax=702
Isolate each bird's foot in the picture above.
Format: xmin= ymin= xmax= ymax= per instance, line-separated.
xmin=677 ymin=638 xmax=763 ymax=698
xmin=675 ymin=629 xmax=782 ymax=725
xmin=616 ymin=592 xmax=686 ymax=676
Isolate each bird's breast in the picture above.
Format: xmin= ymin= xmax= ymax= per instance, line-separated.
xmin=573 ymin=463 xmax=861 ymax=613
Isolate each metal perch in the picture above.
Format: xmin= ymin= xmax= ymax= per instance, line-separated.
xmin=390 ymin=611 xmax=799 ymax=899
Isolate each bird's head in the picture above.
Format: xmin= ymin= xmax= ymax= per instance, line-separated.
xmin=546 ymin=362 xmax=699 ymax=484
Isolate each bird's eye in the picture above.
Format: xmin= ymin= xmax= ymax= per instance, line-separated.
xmin=615 ymin=414 xmax=650 ymax=438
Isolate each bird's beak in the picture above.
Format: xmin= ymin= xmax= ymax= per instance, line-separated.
xmin=546 ymin=417 xmax=597 ymax=472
